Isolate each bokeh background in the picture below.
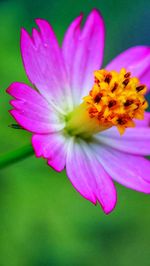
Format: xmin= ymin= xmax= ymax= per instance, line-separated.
xmin=1 ymin=0 xmax=150 ymax=265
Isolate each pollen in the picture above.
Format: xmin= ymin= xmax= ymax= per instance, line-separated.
xmin=83 ymin=68 xmax=148 ymax=135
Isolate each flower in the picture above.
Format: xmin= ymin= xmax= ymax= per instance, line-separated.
xmin=7 ymin=9 xmax=150 ymax=214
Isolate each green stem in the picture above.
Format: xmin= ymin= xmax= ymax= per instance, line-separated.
xmin=0 ymin=144 xmax=34 ymax=170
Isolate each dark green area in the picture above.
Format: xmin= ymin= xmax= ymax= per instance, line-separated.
xmin=1 ymin=0 xmax=150 ymax=265
xmin=0 ymin=144 xmax=34 ymax=169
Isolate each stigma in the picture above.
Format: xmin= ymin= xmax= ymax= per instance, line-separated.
xmin=66 ymin=68 xmax=148 ymax=138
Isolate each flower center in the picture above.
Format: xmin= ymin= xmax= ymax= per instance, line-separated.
xmin=65 ymin=68 xmax=148 ymax=138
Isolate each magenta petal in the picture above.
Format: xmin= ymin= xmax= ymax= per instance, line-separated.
xmin=21 ymin=19 xmax=72 ymax=110
xmin=7 ymin=82 xmax=64 ymax=133
xmin=7 ymin=82 xmax=50 ymax=108
xmin=62 ymin=14 xmax=83 ymax=82
xmin=32 ymin=133 xmax=68 ymax=172
xmin=97 ymin=126 xmax=150 ymax=155
xmin=66 ymin=139 xmax=117 ymax=214
xmin=62 ymin=9 xmax=105 ymax=105
xmin=93 ymin=144 xmax=150 ymax=193
xmin=106 ymin=46 xmax=150 ymax=90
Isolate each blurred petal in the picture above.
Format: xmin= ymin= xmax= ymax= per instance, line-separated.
xmin=21 ymin=19 xmax=73 ymax=111
xmin=97 ymin=126 xmax=150 ymax=155
xmin=32 ymin=133 xmax=68 ymax=172
xmin=66 ymin=138 xmax=117 ymax=214
xmin=62 ymin=9 xmax=105 ymax=105
xmin=7 ymin=82 xmax=65 ymax=133
xmin=93 ymin=144 xmax=150 ymax=193
xmin=106 ymin=46 xmax=150 ymax=90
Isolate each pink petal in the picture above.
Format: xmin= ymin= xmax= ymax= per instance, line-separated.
xmin=62 ymin=9 xmax=105 ymax=105
xmin=32 ymin=133 xmax=68 ymax=172
xmin=93 ymin=144 xmax=150 ymax=193
xmin=66 ymin=139 xmax=117 ymax=214
xmin=106 ymin=46 xmax=150 ymax=90
xmin=62 ymin=14 xmax=83 ymax=82
xmin=7 ymin=82 xmax=65 ymax=133
xmin=97 ymin=126 xmax=150 ymax=155
xmin=21 ymin=19 xmax=73 ymax=111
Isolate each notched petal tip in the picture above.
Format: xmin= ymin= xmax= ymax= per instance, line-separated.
xmin=20 ymin=27 xmax=26 ymax=36
xmin=35 ymin=18 xmax=48 ymax=25
xmin=79 ymin=11 xmax=84 ymax=18
xmin=32 ymin=133 xmax=68 ymax=172
xmin=47 ymin=160 xmax=63 ymax=173
xmin=102 ymin=194 xmax=117 ymax=215
xmin=9 ymin=110 xmax=26 ymax=132
xmin=21 ymin=25 xmax=40 ymax=48
xmin=89 ymin=199 xmax=112 ymax=214
xmin=20 ymin=27 xmax=32 ymax=42
xmin=31 ymin=135 xmax=43 ymax=158
xmin=72 ymin=185 xmax=97 ymax=205
xmin=6 ymin=82 xmax=20 ymax=96
xmin=89 ymin=8 xmax=105 ymax=26
xmin=72 ymin=13 xmax=83 ymax=28
xmin=6 ymin=84 xmax=12 ymax=95
xmin=20 ymin=27 xmax=35 ymax=60
xmin=96 ymin=182 xmax=117 ymax=215
xmin=91 ymin=8 xmax=104 ymax=17
xmin=35 ymin=18 xmax=54 ymax=35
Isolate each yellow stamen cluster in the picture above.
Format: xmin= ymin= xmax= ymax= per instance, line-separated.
xmin=83 ymin=68 xmax=148 ymax=134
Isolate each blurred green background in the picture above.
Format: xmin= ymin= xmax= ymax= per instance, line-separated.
xmin=1 ymin=0 xmax=150 ymax=265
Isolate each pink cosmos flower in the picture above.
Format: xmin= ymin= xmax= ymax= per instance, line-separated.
xmin=7 ymin=9 xmax=150 ymax=214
